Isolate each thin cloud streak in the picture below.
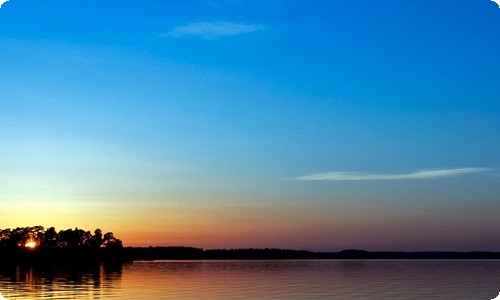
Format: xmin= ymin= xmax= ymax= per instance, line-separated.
xmin=169 ymin=21 xmax=264 ymax=39
xmin=295 ymin=168 xmax=495 ymax=181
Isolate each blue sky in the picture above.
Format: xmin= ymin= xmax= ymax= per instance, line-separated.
xmin=1 ymin=0 xmax=499 ymax=251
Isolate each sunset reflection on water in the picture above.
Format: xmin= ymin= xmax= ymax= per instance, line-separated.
xmin=0 ymin=263 xmax=122 ymax=299
xmin=1 ymin=260 xmax=500 ymax=299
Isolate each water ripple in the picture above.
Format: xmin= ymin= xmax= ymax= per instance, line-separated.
xmin=0 ymin=260 xmax=499 ymax=299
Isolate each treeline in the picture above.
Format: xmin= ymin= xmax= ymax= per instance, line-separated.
xmin=203 ymin=248 xmax=323 ymax=259
xmin=0 ymin=226 xmax=122 ymax=249
xmin=322 ymin=249 xmax=500 ymax=259
xmin=3 ymin=227 xmax=500 ymax=262
xmin=123 ymin=247 xmax=500 ymax=260
xmin=123 ymin=247 xmax=324 ymax=260
xmin=0 ymin=226 xmax=124 ymax=264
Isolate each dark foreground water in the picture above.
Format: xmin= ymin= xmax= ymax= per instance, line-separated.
xmin=0 ymin=260 xmax=499 ymax=299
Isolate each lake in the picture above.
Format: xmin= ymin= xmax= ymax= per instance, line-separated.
xmin=0 ymin=260 xmax=499 ymax=299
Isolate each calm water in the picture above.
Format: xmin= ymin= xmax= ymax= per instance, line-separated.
xmin=0 ymin=260 xmax=499 ymax=299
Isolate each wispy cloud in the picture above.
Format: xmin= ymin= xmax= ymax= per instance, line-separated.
xmin=0 ymin=0 xmax=9 ymax=8
xmin=295 ymin=168 xmax=495 ymax=181
xmin=169 ymin=21 xmax=264 ymax=39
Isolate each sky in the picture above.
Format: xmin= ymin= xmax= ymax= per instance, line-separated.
xmin=0 ymin=0 xmax=499 ymax=252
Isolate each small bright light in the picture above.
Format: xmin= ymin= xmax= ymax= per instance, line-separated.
xmin=25 ymin=241 xmax=37 ymax=248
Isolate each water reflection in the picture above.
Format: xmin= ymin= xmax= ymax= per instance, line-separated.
xmin=1 ymin=260 xmax=499 ymax=299
xmin=0 ymin=263 xmax=123 ymax=299
xmin=120 ymin=260 xmax=500 ymax=299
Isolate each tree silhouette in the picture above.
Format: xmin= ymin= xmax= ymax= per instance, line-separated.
xmin=0 ymin=226 xmax=124 ymax=264
xmin=103 ymin=232 xmax=122 ymax=249
xmin=42 ymin=227 xmax=58 ymax=248
xmin=91 ymin=229 xmax=103 ymax=248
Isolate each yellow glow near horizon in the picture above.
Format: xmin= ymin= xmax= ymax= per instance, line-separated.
xmin=25 ymin=241 xmax=37 ymax=248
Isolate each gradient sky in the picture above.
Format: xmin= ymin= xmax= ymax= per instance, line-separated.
xmin=1 ymin=0 xmax=500 ymax=251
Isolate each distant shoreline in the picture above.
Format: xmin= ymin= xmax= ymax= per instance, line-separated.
xmin=1 ymin=246 xmax=500 ymax=265
xmin=122 ymin=247 xmax=500 ymax=261
xmin=2 ymin=227 xmax=498 ymax=264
